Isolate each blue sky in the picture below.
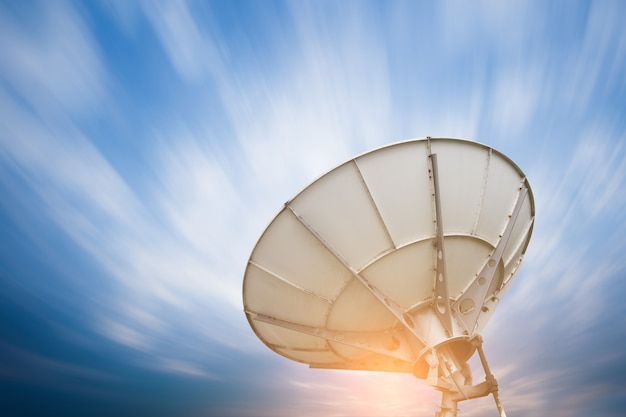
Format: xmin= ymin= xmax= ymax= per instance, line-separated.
xmin=1 ymin=1 xmax=625 ymax=416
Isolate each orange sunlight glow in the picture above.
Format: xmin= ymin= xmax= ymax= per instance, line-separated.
xmin=287 ymin=370 xmax=441 ymax=417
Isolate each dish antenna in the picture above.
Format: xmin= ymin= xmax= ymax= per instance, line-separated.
xmin=243 ymin=137 xmax=534 ymax=416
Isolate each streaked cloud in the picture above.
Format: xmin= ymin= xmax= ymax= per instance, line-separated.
xmin=142 ymin=0 xmax=224 ymax=83
xmin=0 ymin=1 xmax=106 ymax=115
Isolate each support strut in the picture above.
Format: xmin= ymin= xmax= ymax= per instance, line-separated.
xmin=476 ymin=341 xmax=507 ymax=417
xmin=430 ymin=336 xmax=506 ymax=417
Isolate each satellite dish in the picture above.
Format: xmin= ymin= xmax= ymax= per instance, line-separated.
xmin=243 ymin=137 xmax=534 ymax=417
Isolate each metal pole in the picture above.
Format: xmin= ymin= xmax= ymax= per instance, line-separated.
xmin=435 ymin=390 xmax=458 ymax=417
xmin=476 ymin=342 xmax=507 ymax=417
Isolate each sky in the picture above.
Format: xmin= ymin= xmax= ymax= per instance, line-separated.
xmin=0 ymin=1 xmax=625 ymax=416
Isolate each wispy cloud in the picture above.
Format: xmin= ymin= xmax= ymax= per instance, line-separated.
xmin=142 ymin=0 xmax=224 ymax=83
xmin=439 ymin=0 xmax=540 ymax=52
xmin=0 ymin=1 xmax=252 ymax=377
xmin=0 ymin=1 xmax=106 ymax=115
xmin=560 ymin=0 xmax=626 ymax=114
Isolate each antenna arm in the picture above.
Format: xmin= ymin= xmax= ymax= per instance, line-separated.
xmin=428 ymin=151 xmax=454 ymax=337
xmin=474 ymin=337 xmax=507 ymax=417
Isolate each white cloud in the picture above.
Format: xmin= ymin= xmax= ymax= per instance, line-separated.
xmin=0 ymin=88 xmax=143 ymax=233
xmin=155 ymin=357 xmax=219 ymax=379
xmin=142 ymin=0 xmax=224 ymax=82
xmin=489 ymin=66 xmax=544 ymax=138
xmin=152 ymin=134 xmax=241 ymax=259
xmin=0 ymin=1 xmax=253 ymax=368
xmin=567 ymin=130 xmax=626 ymax=216
xmin=217 ymin=2 xmax=397 ymax=203
xmin=100 ymin=0 xmax=143 ymax=35
xmin=438 ymin=0 xmax=542 ymax=53
xmin=0 ymin=88 xmax=264 ymax=374
xmin=558 ymin=1 xmax=626 ymax=115
xmin=0 ymin=1 xmax=106 ymax=116
xmin=101 ymin=318 xmax=153 ymax=351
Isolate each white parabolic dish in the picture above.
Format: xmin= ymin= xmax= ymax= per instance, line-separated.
xmin=243 ymin=137 xmax=534 ymax=380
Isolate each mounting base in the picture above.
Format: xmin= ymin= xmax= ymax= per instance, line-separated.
xmin=428 ymin=337 xmax=506 ymax=417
